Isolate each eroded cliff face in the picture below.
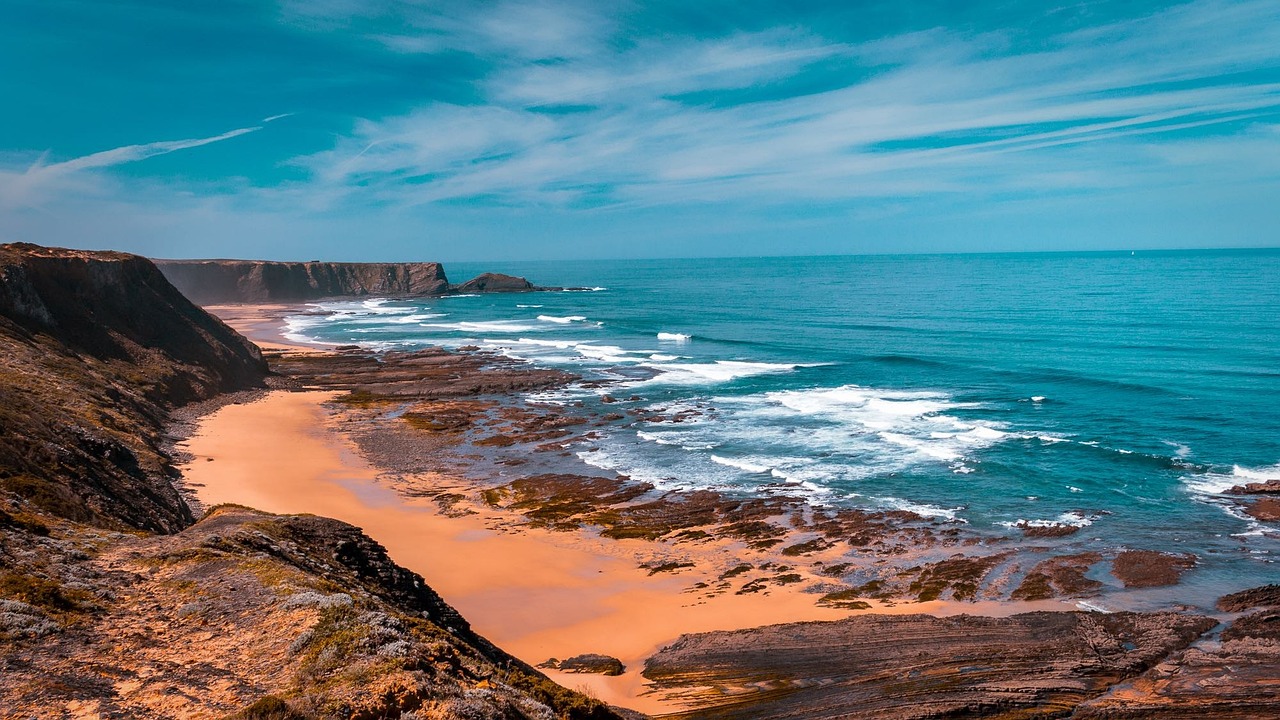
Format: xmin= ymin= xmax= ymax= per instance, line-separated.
xmin=0 ymin=243 xmax=268 ymax=531
xmin=154 ymin=259 xmax=451 ymax=304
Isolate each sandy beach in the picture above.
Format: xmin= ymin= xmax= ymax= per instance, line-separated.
xmin=176 ymin=305 xmax=1082 ymax=714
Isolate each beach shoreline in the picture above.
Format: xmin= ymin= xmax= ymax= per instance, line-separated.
xmin=178 ymin=302 xmax=1108 ymax=713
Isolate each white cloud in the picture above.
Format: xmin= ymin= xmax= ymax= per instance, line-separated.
xmin=0 ymin=125 xmax=263 ymax=212
xmin=288 ymin=0 xmax=1280 ymax=211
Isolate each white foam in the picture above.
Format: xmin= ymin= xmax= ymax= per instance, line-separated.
xmin=419 ymin=320 xmax=541 ymax=333
xmin=710 ymin=455 xmax=771 ymax=474
xmin=1031 ymin=396 xmax=1046 ymax=402
xmin=657 ymin=332 xmax=691 ymax=342
xmin=537 ymin=315 xmax=587 ymax=324
xmin=999 ymin=511 xmax=1096 ymax=530
xmin=1233 ymin=463 xmax=1280 ymax=482
xmin=648 ymin=353 xmax=679 ymax=361
xmin=635 ymin=360 xmax=801 ymax=386
xmin=637 ymin=430 xmax=683 ymax=446
xmin=876 ymin=498 xmax=966 ymax=521
xmin=516 ymin=304 xmax=543 ymax=308
xmin=1075 ymin=600 xmax=1112 ymax=613
xmin=1184 ymin=462 xmax=1280 ymax=496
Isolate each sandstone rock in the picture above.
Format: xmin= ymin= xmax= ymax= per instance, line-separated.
xmin=1243 ymin=497 xmax=1280 ymax=522
xmin=643 ymin=611 xmax=1215 ymax=719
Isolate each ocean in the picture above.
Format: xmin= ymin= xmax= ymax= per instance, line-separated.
xmin=284 ymin=250 xmax=1280 ymax=596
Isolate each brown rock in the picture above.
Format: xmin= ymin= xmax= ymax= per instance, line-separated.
xmin=1111 ymin=550 xmax=1196 ymax=588
xmin=643 ymin=611 xmax=1215 ymax=719
xmin=453 ymin=272 xmax=536 ymax=293
xmin=1218 ymin=584 xmax=1280 ymax=612
xmin=1243 ymin=497 xmax=1280 ymax=522
xmin=545 ymin=653 xmax=626 ymax=676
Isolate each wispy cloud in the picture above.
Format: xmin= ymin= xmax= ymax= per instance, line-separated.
xmin=0 ymin=124 xmax=263 ymax=211
xmin=287 ymin=0 xmax=1280 ymax=211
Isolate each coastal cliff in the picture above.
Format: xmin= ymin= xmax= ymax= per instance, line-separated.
xmin=0 ymin=244 xmax=621 ymax=719
xmin=0 ymin=242 xmax=267 ymax=531
xmin=154 ymin=259 xmax=452 ymax=303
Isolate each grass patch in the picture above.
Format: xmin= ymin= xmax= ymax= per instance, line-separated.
xmin=233 ymin=696 xmax=305 ymax=720
xmin=0 ymin=571 xmax=91 ymax=613
xmin=818 ymin=589 xmax=873 ymax=610
xmin=0 ymin=475 xmax=92 ymax=522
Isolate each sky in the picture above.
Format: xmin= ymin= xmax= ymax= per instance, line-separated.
xmin=1 ymin=0 xmax=1278 ymax=261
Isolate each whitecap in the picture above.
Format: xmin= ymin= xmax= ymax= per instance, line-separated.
xmin=710 ymin=455 xmax=771 ymax=474
xmin=516 ymin=304 xmax=543 ymax=308
xmin=875 ymin=497 xmax=966 ymax=521
xmin=657 ymin=332 xmax=691 ymax=342
xmin=418 ymin=320 xmax=541 ymax=333
xmin=538 ymin=315 xmax=587 ymax=324
xmin=635 ymin=360 xmax=802 ymax=386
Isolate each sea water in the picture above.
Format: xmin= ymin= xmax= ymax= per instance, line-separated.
xmin=285 ymin=250 xmax=1280 ymax=595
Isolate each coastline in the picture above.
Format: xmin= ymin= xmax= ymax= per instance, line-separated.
xmin=183 ymin=302 xmax=1089 ymax=713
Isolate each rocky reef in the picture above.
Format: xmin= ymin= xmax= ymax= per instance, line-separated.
xmin=0 ymin=244 xmax=620 ymax=719
xmin=154 ymin=260 xmax=553 ymax=304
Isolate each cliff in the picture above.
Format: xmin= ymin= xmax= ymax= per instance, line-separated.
xmin=0 ymin=243 xmax=621 ymax=719
xmin=0 ymin=242 xmax=268 ymax=531
xmin=154 ymin=259 xmax=452 ymax=304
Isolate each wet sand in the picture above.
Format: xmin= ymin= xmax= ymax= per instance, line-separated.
xmin=204 ymin=304 xmax=330 ymax=354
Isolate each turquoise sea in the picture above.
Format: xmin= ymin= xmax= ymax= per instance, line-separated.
xmin=286 ymin=250 xmax=1280 ymax=598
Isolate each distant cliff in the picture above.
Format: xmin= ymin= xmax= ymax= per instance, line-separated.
xmin=154 ymin=259 xmax=452 ymax=303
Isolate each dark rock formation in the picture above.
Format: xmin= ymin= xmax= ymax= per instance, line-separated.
xmin=155 ymin=258 xmax=451 ymax=303
xmin=1110 ymin=550 xmax=1197 ymax=588
xmin=539 ymin=654 xmax=627 ymax=676
xmin=1218 ymin=584 xmax=1280 ymax=612
xmin=453 ymin=272 xmax=535 ymax=293
xmin=1072 ymin=585 xmax=1280 ymax=718
xmin=643 ymin=612 xmax=1216 ymax=719
xmin=0 ymin=243 xmax=267 ymax=532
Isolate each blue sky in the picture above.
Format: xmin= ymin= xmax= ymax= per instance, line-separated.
xmin=1 ymin=0 xmax=1278 ymax=260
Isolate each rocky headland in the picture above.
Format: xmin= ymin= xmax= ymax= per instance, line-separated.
xmin=154 ymin=259 xmax=555 ymax=304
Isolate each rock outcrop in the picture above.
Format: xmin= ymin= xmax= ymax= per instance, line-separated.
xmin=155 ymin=258 xmax=452 ymax=303
xmin=454 ymin=272 xmax=536 ymax=293
xmin=643 ymin=612 xmax=1218 ymax=719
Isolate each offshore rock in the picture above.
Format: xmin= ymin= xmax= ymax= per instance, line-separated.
xmin=453 ymin=272 xmax=537 ymax=293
